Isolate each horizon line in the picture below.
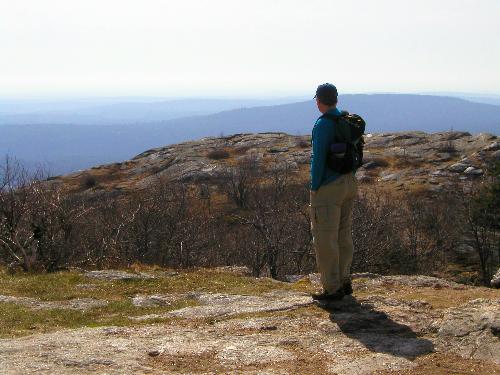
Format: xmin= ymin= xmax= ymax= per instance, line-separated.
xmin=1 ymin=90 xmax=500 ymax=101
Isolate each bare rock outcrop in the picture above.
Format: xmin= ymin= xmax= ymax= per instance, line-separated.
xmin=435 ymin=299 xmax=500 ymax=363
xmin=55 ymin=131 xmax=498 ymax=194
xmin=130 ymin=290 xmax=313 ymax=321
xmin=0 ymin=273 xmax=499 ymax=374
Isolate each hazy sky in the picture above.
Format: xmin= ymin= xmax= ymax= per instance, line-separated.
xmin=1 ymin=0 xmax=499 ymax=97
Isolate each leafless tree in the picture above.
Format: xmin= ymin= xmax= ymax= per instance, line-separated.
xmin=219 ymin=154 xmax=259 ymax=208
xmin=463 ymin=179 xmax=500 ymax=286
xmin=352 ymin=190 xmax=400 ymax=273
xmin=0 ymin=157 xmax=89 ymax=271
xmin=231 ymin=161 xmax=312 ymax=279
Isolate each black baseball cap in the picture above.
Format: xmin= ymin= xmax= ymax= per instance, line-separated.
xmin=314 ymin=83 xmax=338 ymax=105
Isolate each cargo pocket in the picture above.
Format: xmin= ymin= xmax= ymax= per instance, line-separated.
xmin=312 ymin=205 xmax=329 ymax=225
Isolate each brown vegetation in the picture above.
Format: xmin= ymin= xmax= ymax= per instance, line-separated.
xmin=0 ymin=155 xmax=498 ymax=286
xmin=207 ymin=149 xmax=230 ymax=160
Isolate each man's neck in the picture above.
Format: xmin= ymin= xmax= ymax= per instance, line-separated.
xmin=321 ymin=105 xmax=337 ymax=114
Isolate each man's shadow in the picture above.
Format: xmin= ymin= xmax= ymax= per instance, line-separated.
xmin=316 ymin=296 xmax=434 ymax=359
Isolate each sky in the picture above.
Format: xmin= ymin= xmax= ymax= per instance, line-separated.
xmin=1 ymin=0 xmax=499 ymax=98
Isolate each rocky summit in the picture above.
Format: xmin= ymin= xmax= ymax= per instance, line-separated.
xmin=51 ymin=131 xmax=498 ymax=194
xmin=0 ymin=268 xmax=498 ymax=374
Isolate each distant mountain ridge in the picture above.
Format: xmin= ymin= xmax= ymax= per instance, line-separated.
xmin=160 ymin=94 xmax=500 ymax=136
xmin=1 ymin=94 xmax=499 ymax=174
xmin=0 ymin=97 xmax=309 ymax=125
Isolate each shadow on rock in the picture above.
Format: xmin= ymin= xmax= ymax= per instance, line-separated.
xmin=318 ymin=296 xmax=435 ymax=359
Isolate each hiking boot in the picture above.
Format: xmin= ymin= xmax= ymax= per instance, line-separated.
xmin=343 ymin=280 xmax=353 ymax=295
xmin=311 ymin=288 xmax=345 ymax=301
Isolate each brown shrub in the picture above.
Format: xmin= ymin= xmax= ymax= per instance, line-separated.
xmin=436 ymin=140 xmax=458 ymax=154
xmin=82 ymin=174 xmax=98 ymax=189
xmin=296 ymin=139 xmax=310 ymax=148
xmin=233 ymin=146 xmax=251 ymax=155
xmin=207 ymin=149 xmax=230 ymax=160
xmin=393 ymin=156 xmax=423 ymax=168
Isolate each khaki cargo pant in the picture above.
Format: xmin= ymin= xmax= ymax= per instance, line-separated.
xmin=310 ymin=173 xmax=358 ymax=294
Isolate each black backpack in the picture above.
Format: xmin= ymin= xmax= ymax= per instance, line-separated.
xmin=320 ymin=111 xmax=366 ymax=174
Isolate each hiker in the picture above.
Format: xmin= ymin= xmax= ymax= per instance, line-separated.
xmin=310 ymin=83 xmax=363 ymax=301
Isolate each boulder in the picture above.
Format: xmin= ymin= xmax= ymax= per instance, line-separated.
xmin=380 ymin=173 xmax=399 ymax=181
xmin=463 ymin=167 xmax=483 ymax=176
xmin=476 ymin=133 xmax=496 ymax=140
xmin=286 ymin=150 xmax=310 ymax=164
xmin=448 ymin=163 xmax=470 ymax=173
xmin=431 ymin=170 xmax=451 ymax=177
xmin=362 ymin=161 xmax=379 ymax=170
xmin=434 ymin=152 xmax=452 ymax=162
xmin=484 ymin=141 xmax=500 ymax=151
xmin=284 ymin=274 xmax=305 ymax=283
xmin=356 ymin=170 xmax=373 ymax=183
xmin=435 ymin=299 xmax=500 ymax=363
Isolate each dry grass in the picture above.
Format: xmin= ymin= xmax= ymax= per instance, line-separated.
xmin=353 ymin=279 xmax=499 ymax=309
xmin=381 ymin=353 xmax=500 ymax=374
xmin=148 ymin=352 xmax=226 ymax=374
xmin=392 ymin=287 xmax=499 ymax=309
xmin=0 ymin=267 xmax=293 ymax=301
xmin=0 ymin=267 xmax=295 ymax=338
xmin=0 ymin=298 xmax=197 ymax=338
xmin=59 ymin=163 xmax=129 ymax=193
xmin=392 ymin=156 xmax=424 ymax=168
xmin=284 ymin=274 xmax=500 ymax=310
xmin=232 ymin=145 xmax=252 ymax=155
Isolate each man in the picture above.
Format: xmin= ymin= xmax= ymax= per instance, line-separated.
xmin=310 ymin=83 xmax=358 ymax=301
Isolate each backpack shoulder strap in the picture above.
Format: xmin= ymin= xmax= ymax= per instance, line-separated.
xmin=319 ymin=110 xmax=349 ymax=122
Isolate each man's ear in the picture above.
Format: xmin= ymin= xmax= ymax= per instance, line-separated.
xmin=316 ymin=100 xmax=322 ymax=112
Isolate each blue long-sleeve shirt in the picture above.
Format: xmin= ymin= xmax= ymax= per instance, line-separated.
xmin=310 ymin=107 xmax=342 ymax=191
